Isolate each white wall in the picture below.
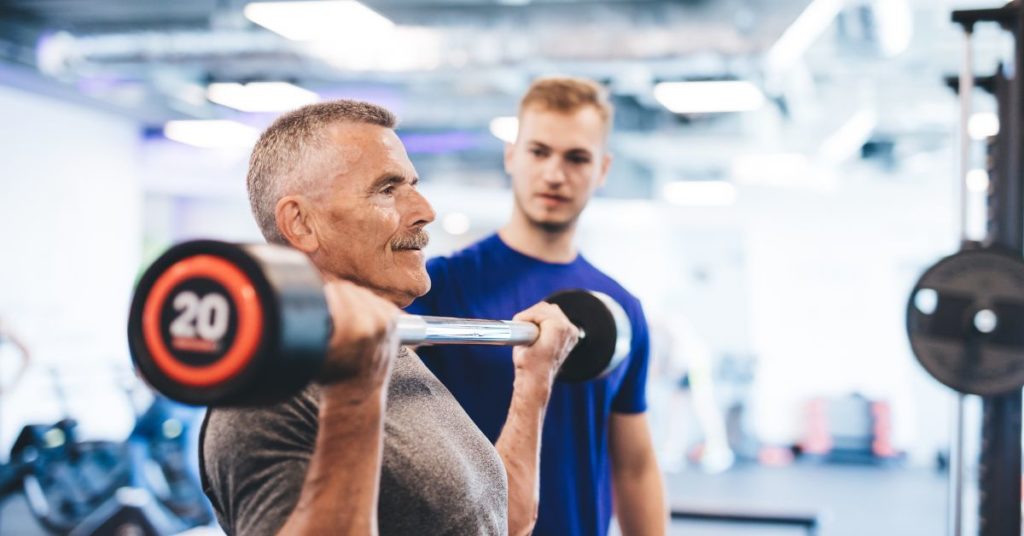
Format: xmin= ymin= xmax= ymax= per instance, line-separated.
xmin=0 ymin=84 xmax=143 ymax=455
xmin=740 ymin=171 xmax=957 ymax=462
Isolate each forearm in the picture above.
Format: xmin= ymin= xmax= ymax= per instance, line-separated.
xmin=613 ymin=464 xmax=667 ymax=536
xmin=494 ymin=376 xmax=551 ymax=536
xmin=278 ymin=384 xmax=386 ymax=535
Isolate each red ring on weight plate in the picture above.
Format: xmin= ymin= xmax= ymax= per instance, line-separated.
xmin=141 ymin=255 xmax=264 ymax=388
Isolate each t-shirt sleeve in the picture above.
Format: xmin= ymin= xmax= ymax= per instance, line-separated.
xmin=201 ymin=394 xmax=318 ymax=535
xmin=611 ymin=300 xmax=651 ymax=414
xmin=405 ymin=256 xmax=449 ymax=316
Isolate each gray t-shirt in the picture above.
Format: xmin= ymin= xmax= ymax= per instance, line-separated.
xmin=200 ymin=348 xmax=508 ymax=535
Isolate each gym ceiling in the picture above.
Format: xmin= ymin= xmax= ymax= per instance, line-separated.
xmin=0 ymin=0 xmax=994 ymax=197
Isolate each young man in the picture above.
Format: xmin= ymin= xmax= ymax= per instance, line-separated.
xmin=200 ymin=100 xmax=580 ymax=535
xmin=407 ymin=77 xmax=668 ymax=535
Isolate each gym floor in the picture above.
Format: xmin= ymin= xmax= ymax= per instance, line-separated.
xmin=665 ymin=464 xmax=946 ymax=536
xmin=1 ymin=463 xmax=946 ymax=535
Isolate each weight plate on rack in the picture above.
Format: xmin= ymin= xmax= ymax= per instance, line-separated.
xmin=907 ymin=248 xmax=1024 ymax=395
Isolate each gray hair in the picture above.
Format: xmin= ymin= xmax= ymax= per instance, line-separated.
xmin=247 ymin=99 xmax=397 ymax=244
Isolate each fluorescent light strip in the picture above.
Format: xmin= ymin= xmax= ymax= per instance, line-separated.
xmin=164 ymin=120 xmax=260 ymax=149
xmin=308 ymin=26 xmax=443 ymax=72
xmin=820 ymin=110 xmax=877 ymax=163
xmin=207 ymin=82 xmax=319 ymax=113
xmin=653 ymin=81 xmax=765 ymax=114
xmin=663 ymin=181 xmax=737 ymax=207
xmin=244 ymin=1 xmax=394 ymax=42
xmin=767 ymin=0 xmax=844 ymax=70
xmin=489 ymin=116 xmax=518 ymax=143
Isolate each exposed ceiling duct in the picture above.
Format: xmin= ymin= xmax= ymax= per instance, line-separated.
xmin=0 ymin=0 xmax=974 ymax=199
xmin=32 ymin=6 xmax=796 ymax=79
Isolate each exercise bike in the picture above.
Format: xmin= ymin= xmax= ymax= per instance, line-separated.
xmin=0 ymin=366 xmax=212 ymax=535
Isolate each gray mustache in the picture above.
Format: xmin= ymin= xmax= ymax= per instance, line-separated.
xmin=391 ymin=230 xmax=430 ymax=250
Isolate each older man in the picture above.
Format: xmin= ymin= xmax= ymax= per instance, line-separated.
xmin=200 ymin=100 xmax=579 ymax=535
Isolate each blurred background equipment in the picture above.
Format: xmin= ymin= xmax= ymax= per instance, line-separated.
xmin=0 ymin=359 xmax=211 ymax=535
xmin=3 ymin=418 xmax=132 ymax=534
xmin=796 ymin=394 xmax=903 ymax=465
xmin=123 ymin=387 xmax=214 ymax=528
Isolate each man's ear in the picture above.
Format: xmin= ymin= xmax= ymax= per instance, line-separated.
xmin=597 ymin=152 xmax=613 ymax=189
xmin=275 ymin=195 xmax=319 ymax=253
xmin=503 ymin=142 xmax=516 ymax=176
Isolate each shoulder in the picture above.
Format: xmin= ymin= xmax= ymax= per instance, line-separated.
xmin=424 ymin=235 xmax=499 ymax=285
xmin=433 ymin=235 xmax=498 ymax=266
xmin=577 ymin=257 xmax=644 ymax=314
xmin=201 ymin=387 xmax=321 ymax=535
xmin=203 ymin=386 xmax=320 ymax=457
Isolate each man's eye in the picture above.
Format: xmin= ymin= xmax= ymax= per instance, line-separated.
xmin=381 ymin=185 xmax=396 ymax=195
xmin=530 ymin=148 xmax=548 ymax=157
xmin=568 ymin=155 xmax=591 ymax=165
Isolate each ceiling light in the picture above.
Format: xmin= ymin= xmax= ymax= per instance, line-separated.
xmin=163 ymin=120 xmax=260 ymax=149
xmin=442 ymin=213 xmax=471 ymax=235
xmin=207 ymin=82 xmax=319 ymax=113
xmin=966 ymin=169 xmax=990 ymax=193
xmin=730 ymin=153 xmax=832 ymax=190
xmin=489 ymin=116 xmax=518 ymax=143
xmin=308 ymin=26 xmax=442 ymax=72
xmin=36 ymin=31 xmax=74 ymax=76
xmin=872 ymin=0 xmax=913 ymax=58
xmin=663 ymin=181 xmax=737 ymax=207
xmin=732 ymin=153 xmax=809 ymax=180
xmin=243 ymin=1 xmax=393 ymax=42
xmin=968 ymin=112 xmax=999 ymax=140
xmin=653 ymin=81 xmax=765 ymax=114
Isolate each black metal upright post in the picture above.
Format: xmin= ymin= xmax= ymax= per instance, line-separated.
xmin=983 ymin=4 xmax=1022 ymax=536
xmin=978 ymin=398 xmax=1022 ymax=536
xmin=953 ymin=3 xmax=1024 ymax=535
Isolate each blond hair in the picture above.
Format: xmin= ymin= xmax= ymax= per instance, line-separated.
xmin=518 ymin=76 xmax=614 ymax=135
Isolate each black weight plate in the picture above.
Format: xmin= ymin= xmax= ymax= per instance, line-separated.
xmin=129 ymin=241 xmax=277 ymax=406
xmin=907 ymin=248 xmax=1024 ymax=395
xmin=546 ymin=290 xmax=631 ymax=382
xmin=128 ymin=240 xmax=329 ymax=406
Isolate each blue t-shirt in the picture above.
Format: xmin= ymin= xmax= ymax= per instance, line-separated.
xmin=406 ymin=233 xmax=651 ymax=536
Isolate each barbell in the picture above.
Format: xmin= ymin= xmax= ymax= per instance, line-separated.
xmin=127 ymin=240 xmax=632 ymax=406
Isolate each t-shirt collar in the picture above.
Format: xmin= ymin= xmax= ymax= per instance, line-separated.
xmin=489 ymin=233 xmax=581 ymax=267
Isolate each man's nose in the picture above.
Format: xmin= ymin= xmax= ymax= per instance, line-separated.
xmin=406 ymin=188 xmax=436 ymax=227
xmin=542 ymin=158 xmax=567 ymax=186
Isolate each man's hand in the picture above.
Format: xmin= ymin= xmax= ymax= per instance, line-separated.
xmin=319 ymin=280 xmax=401 ymax=398
xmin=499 ymin=301 xmax=579 ymax=536
xmin=511 ymin=302 xmax=580 ymax=388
